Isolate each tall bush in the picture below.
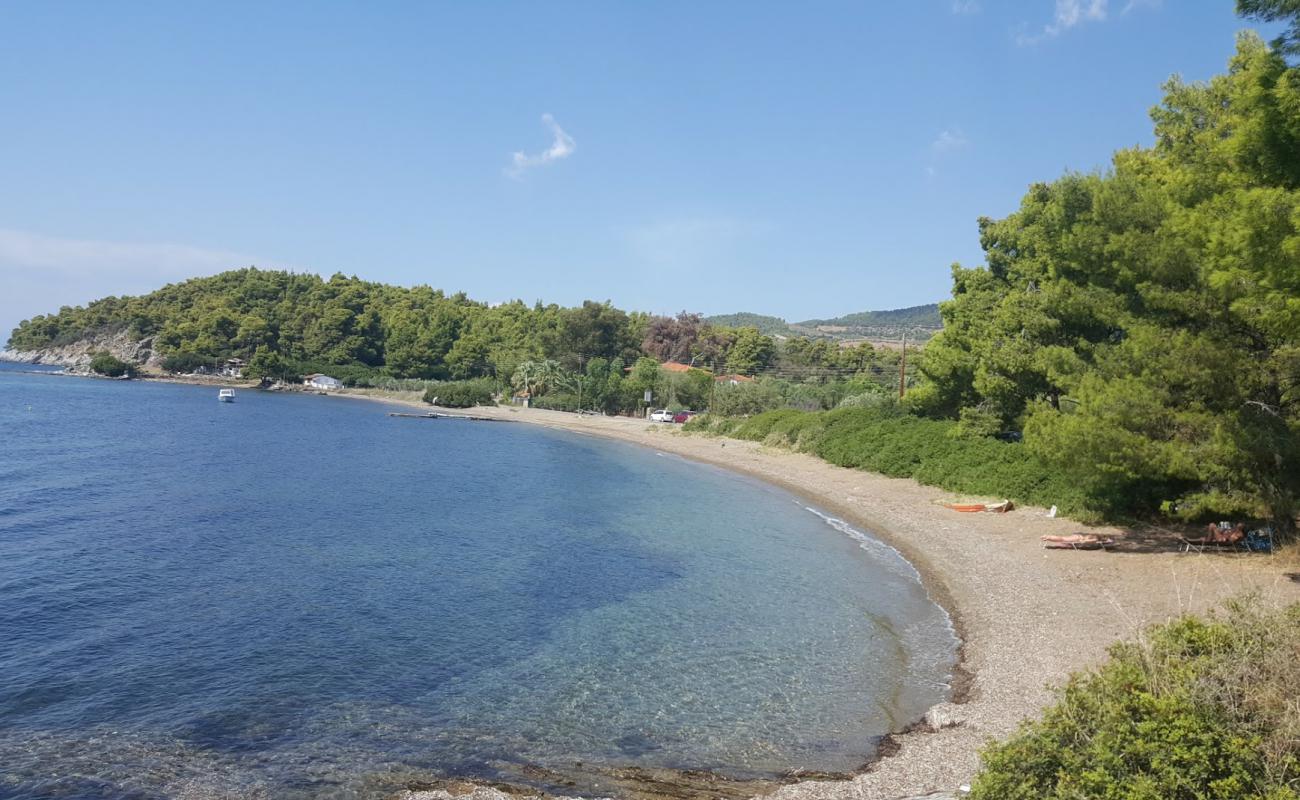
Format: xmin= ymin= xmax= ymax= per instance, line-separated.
xmin=422 ymin=379 xmax=496 ymax=408
xmin=970 ymin=600 xmax=1300 ymax=800
xmin=88 ymin=352 xmax=134 ymax=378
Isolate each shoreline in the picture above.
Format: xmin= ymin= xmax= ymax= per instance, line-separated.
xmin=342 ymin=392 xmax=1299 ymax=799
xmin=9 ymin=369 xmax=1297 ymax=798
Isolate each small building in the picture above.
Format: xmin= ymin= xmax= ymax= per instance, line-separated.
xmin=220 ymin=358 xmax=245 ymax=378
xmin=511 ymin=391 xmax=531 ymax=407
xmin=660 ymin=361 xmax=694 ymax=373
xmin=304 ymin=373 xmax=343 ymax=391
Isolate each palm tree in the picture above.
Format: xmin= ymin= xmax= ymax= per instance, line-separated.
xmin=511 ymin=359 xmax=567 ymax=398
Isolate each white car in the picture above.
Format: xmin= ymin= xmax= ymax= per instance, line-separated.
xmin=649 ymin=409 xmax=675 ymax=422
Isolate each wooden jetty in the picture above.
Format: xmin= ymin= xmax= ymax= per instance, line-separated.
xmin=388 ymin=411 xmax=501 ymax=422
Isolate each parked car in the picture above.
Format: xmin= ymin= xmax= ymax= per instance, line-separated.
xmin=672 ymin=410 xmax=696 ymax=423
xmin=649 ymin=409 xmax=675 ymax=422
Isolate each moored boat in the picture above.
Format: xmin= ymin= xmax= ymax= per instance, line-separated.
xmin=218 ymin=388 xmax=235 ymax=403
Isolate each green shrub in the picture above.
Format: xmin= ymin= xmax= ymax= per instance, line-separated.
xmin=970 ymin=600 xmax=1300 ymax=800
xmin=88 ymin=352 xmax=134 ymax=378
xmin=766 ymin=409 xmax=829 ymax=449
xmin=731 ymin=409 xmax=807 ymax=442
xmin=161 ymin=352 xmax=210 ymax=374
xmin=680 ymin=413 xmax=714 ymax=432
xmin=681 ymin=413 xmax=740 ymax=436
xmin=837 ymin=391 xmax=897 ymax=410
xmin=530 ymin=392 xmax=579 ymax=412
xmin=693 ymin=404 xmax=1095 ymax=517
xmin=422 ymin=378 xmax=496 ymax=408
xmin=710 ymin=381 xmax=784 ymax=416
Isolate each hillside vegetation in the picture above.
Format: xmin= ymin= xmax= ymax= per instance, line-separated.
xmin=6 ymin=272 xmax=907 ymax=415
xmin=706 ymin=303 xmax=943 ymax=341
xmin=685 ymin=407 xmax=1090 ymax=517
xmin=798 ymin=303 xmax=942 ymax=330
xmin=697 ymin=15 xmax=1300 ymax=530
xmin=700 ymin=312 xmax=793 ymax=337
xmin=10 ymin=5 xmax=1299 ymax=531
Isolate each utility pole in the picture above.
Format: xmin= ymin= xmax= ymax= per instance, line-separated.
xmin=898 ymin=332 xmax=907 ymax=400
xmin=709 ymin=359 xmax=718 ymax=413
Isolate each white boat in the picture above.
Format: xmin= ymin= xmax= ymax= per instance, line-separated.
xmin=218 ymin=388 xmax=235 ymax=403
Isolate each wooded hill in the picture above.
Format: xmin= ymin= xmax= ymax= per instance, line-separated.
xmin=706 ymin=303 xmax=943 ymax=342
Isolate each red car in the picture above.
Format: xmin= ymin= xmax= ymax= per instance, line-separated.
xmin=672 ymin=410 xmax=697 ymax=423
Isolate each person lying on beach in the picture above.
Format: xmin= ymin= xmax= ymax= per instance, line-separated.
xmin=1040 ymin=533 xmax=1115 ymax=550
xmin=1040 ymin=534 xmax=1108 ymax=545
xmin=1204 ymin=523 xmax=1246 ymax=544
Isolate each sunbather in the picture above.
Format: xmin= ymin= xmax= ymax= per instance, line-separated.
xmin=1205 ymin=522 xmax=1246 ymax=543
xmin=1181 ymin=523 xmax=1247 ymax=552
xmin=1041 ymin=534 xmax=1102 ymax=544
xmin=1040 ymin=533 xmax=1114 ymax=550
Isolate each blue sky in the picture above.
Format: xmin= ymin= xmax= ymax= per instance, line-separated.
xmin=0 ymin=1 xmax=1279 ymax=338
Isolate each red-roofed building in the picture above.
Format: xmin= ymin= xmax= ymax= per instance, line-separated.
xmin=714 ymin=374 xmax=755 ymax=385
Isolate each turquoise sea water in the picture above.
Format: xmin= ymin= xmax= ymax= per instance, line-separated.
xmin=0 ymin=364 xmax=956 ymax=799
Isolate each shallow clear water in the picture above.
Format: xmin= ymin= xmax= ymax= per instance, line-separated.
xmin=0 ymin=365 xmax=956 ymax=799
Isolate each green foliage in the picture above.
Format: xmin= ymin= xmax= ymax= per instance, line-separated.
xmin=710 ymin=380 xmax=784 ymax=417
xmin=7 ymin=270 xmax=646 ymax=385
xmin=918 ymin=29 xmax=1300 ymax=528
xmin=530 ymin=392 xmax=580 ymax=412
xmin=795 ymin=305 xmax=941 ymax=333
xmin=693 ymin=406 xmax=1093 ymax=516
xmin=88 ymin=352 xmax=133 ymax=378
xmin=702 ymin=312 xmax=793 ymax=337
xmin=681 ymin=413 xmax=740 ymax=437
xmin=722 ymin=327 xmax=776 ymax=374
xmin=511 ymin=359 xmax=568 ymax=399
xmin=662 ymin=367 xmax=713 ymax=410
xmin=838 ymin=391 xmax=897 ymax=410
xmin=244 ymin=347 xmax=293 ymax=381
xmin=970 ymin=599 xmax=1300 ymax=800
xmin=729 ymin=408 xmax=808 ymax=441
xmin=576 ymin=357 xmax=625 ymax=413
xmin=421 ymin=379 xmax=497 ymax=408
xmin=1238 ymin=0 xmax=1300 ymax=57
xmin=705 ymin=305 xmax=944 ymax=341
xmin=160 ymin=352 xmax=211 ymax=374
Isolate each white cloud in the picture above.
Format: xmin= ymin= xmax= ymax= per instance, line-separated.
xmin=0 ymin=227 xmax=293 ymax=342
xmin=951 ymin=0 xmax=981 ymax=14
xmin=506 ymin=113 xmax=575 ymax=178
xmin=1121 ymin=0 xmax=1161 ymax=13
xmin=1017 ymin=0 xmax=1108 ymax=45
xmin=926 ymin=128 xmax=969 ymax=176
xmin=931 ymin=128 xmax=969 ymax=153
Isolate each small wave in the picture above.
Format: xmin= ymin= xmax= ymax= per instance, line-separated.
xmin=799 ymin=505 xmax=922 ymax=584
xmin=800 ymin=504 xmax=960 ymax=691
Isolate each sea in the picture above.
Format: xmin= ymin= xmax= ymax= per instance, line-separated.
xmin=0 ymin=363 xmax=957 ymax=799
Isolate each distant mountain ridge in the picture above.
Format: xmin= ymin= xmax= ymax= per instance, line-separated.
xmin=706 ymin=303 xmax=942 ymax=341
xmin=700 ymin=312 xmax=793 ymax=337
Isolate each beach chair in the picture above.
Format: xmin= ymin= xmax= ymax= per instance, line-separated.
xmin=1180 ymin=523 xmax=1247 ymax=553
xmin=1040 ymin=534 xmax=1114 ymax=550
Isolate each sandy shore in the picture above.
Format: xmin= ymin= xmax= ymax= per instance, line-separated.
xmin=344 ymin=393 xmax=1300 ymax=800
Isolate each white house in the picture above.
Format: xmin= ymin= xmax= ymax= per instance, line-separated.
xmin=303 ymin=373 xmax=343 ymax=391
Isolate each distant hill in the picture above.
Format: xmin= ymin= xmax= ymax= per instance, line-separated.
xmin=707 ymin=303 xmax=942 ymax=342
xmin=701 ymin=312 xmax=793 ymax=337
xmin=799 ymin=303 xmax=941 ymax=330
